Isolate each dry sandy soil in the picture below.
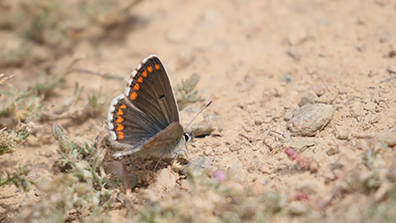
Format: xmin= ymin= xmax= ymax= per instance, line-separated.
xmin=1 ymin=0 xmax=396 ymax=222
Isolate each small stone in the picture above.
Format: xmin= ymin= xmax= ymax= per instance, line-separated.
xmin=229 ymin=144 xmax=242 ymax=152
xmin=317 ymin=92 xmax=337 ymax=104
xmin=376 ymin=128 xmax=396 ymax=147
xmin=156 ymin=167 xmax=177 ymax=189
xmin=326 ymin=146 xmax=340 ymax=156
xmin=204 ymin=147 xmax=212 ymax=156
xmin=299 ymin=90 xmax=319 ymax=107
xmin=288 ymin=29 xmax=308 ymax=46
xmin=309 ymin=85 xmax=327 ymax=96
xmin=349 ymin=101 xmax=366 ymax=118
xmin=288 ymin=104 xmax=334 ymax=136
xmin=386 ymin=65 xmax=396 ymax=74
xmin=380 ymin=32 xmax=392 ymax=43
xmin=289 ymin=138 xmax=316 ymax=152
xmin=258 ymin=164 xmax=272 ymax=174
xmin=263 ymin=137 xmax=275 ymax=148
xmin=288 ymin=47 xmax=303 ymax=60
xmin=254 ymin=119 xmax=263 ymax=125
xmin=189 ymin=156 xmax=214 ymax=170
xmin=263 ymin=117 xmax=272 ymax=123
xmin=284 ymin=111 xmax=293 ymax=121
xmin=228 ymin=162 xmax=247 ymax=184
xmin=189 ymin=123 xmax=215 ymax=137
xmin=333 ymin=126 xmax=349 ymax=140
xmin=362 ymin=97 xmax=371 ymax=104
xmin=251 ymin=142 xmax=261 ymax=151
xmin=363 ymin=101 xmax=377 ymax=111
xmin=371 ymin=91 xmax=380 ymax=103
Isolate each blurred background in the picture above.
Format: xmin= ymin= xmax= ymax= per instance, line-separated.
xmin=1 ymin=0 xmax=396 ymax=222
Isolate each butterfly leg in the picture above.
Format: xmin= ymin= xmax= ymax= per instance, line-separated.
xmin=122 ymin=163 xmax=132 ymax=194
xmin=170 ymin=146 xmax=190 ymax=167
xmin=154 ymin=153 xmax=166 ymax=171
xmin=178 ymin=143 xmax=190 ymax=161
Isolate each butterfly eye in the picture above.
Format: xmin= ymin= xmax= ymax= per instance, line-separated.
xmin=183 ymin=132 xmax=193 ymax=142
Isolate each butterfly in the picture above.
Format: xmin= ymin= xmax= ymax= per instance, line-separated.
xmin=107 ymin=55 xmax=191 ymax=161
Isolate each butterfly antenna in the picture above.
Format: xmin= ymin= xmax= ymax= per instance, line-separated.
xmin=185 ymin=100 xmax=212 ymax=130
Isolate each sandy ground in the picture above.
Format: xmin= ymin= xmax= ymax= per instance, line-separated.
xmin=1 ymin=0 xmax=396 ymax=222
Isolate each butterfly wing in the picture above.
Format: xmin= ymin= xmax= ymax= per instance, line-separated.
xmin=108 ymin=55 xmax=181 ymax=150
xmin=112 ymin=122 xmax=184 ymax=159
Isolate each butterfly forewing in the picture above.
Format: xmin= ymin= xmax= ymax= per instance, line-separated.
xmin=125 ymin=56 xmax=179 ymax=128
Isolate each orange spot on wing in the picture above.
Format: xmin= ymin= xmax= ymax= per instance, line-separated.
xmin=116 ymin=109 xmax=124 ymax=115
xmin=133 ymin=83 xmax=140 ymax=91
xmin=155 ymin=64 xmax=160 ymax=70
xmin=147 ymin=66 xmax=153 ymax=72
xmin=116 ymin=124 xmax=125 ymax=131
xmin=115 ymin=116 xmax=124 ymax=123
xmin=130 ymin=92 xmax=138 ymax=100
xmin=118 ymin=132 xmax=124 ymax=140
xmin=120 ymin=104 xmax=127 ymax=109
xmin=138 ymin=77 xmax=144 ymax=83
xmin=142 ymin=70 xmax=148 ymax=77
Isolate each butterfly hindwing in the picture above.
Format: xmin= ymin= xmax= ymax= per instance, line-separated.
xmin=112 ymin=122 xmax=184 ymax=159
xmin=108 ymin=94 xmax=163 ymax=148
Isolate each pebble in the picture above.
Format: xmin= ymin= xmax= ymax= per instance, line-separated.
xmin=284 ymin=111 xmax=293 ymax=121
xmin=189 ymin=123 xmax=215 ymax=137
xmin=376 ymin=128 xmax=396 ymax=147
xmin=362 ymin=97 xmax=371 ymax=104
xmin=258 ymin=164 xmax=272 ymax=174
xmin=299 ymin=90 xmax=319 ymax=107
xmin=386 ymin=65 xmax=396 ymax=74
xmin=271 ymin=106 xmax=284 ymax=119
xmin=380 ymin=32 xmax=392 ymax=43
xmin=349 ymin=101 xmax=365 ymax=118
xmin=288 ymin=29 xmax=308 ymax=46
xmin=333 ymin=126 xmax=349 ymax=140
xmin=288 ymin=104 xmax=334 ymax=136
xmin=156 ymin=167 xmax=177 ymax=189
xmin=254 ymin=119 xmax=263 ymax=125
xmin=316 ymin=92 xmax=337 ymax=104
xmin=363 ymin=101 xmax=377 ymax=111
xmin=204 ymin=147 xmax=213 ymax=156
xmin=309 ymin=85 xmax=327 ymax=96
xmin=371 ymin=91 xmax=380 ymax=103
xmin=229 ymin=143 xmax=243 ymax=152
xmin=263 ymin=136 xmax=275 ymax=148
xmin=189 ymin=156 xmax=214 ymax=170
xmin=289 ymin=138 xmax=316 ymax=152
xmin=288 ymin=47 xmax=303 ymax=60
xmin=228 ymin=162 xmax=247 ymax=184
xmin=251 ymin=142 xmax=261 ymax=151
